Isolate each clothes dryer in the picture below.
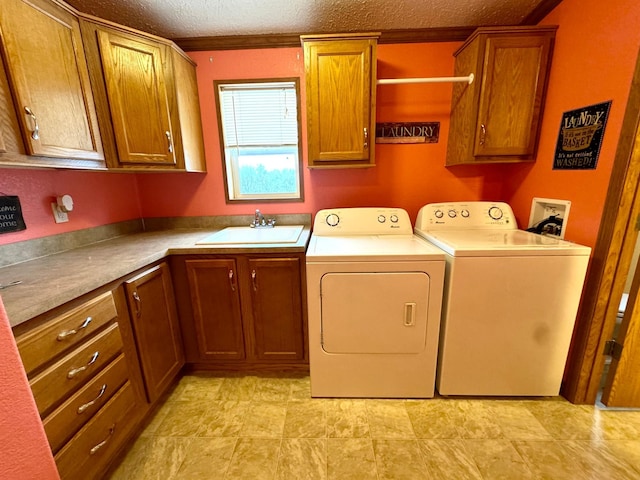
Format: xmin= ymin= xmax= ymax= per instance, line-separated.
xmin=306 ymin=207 xmax=445 ymax=398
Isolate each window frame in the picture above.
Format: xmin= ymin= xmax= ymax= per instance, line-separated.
xmin=214 ymin=77 xmax=304 ymax=204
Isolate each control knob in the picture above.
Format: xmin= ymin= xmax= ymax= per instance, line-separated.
xmin=488 ymin=206 xmax=503 ymax=220
xmin=448 ymin=210 xmax=457 ymax=218
xmin=377 ymin=215 xmax=386 ymax=223
xmin=390 ymin=214 xmax=399 ymax=223
xmin=325 ymin=213 xmax=340 ymax=227
xmin=461 ymin=209 xmax=470 ymax=218
xmin=434 ymin=209 xmax=444 ymax=219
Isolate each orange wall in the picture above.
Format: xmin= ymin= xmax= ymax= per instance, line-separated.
xmin=136 ymin=43 xmax=514 ymax=222
xmin=0 ymin=169 xmax=141 ymax=246
xmin=505 ymin=0 xmax=640 ymax=247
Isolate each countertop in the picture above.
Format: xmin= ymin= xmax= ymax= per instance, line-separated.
xmin=0 ymin=226 xmax=311 ymax=328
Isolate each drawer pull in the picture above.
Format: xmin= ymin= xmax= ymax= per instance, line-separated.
xmin=77 ymin=384 xmax=107 ymax=414
xmin=57 ymin=316 xmax=93 ymax=341
xmin=132 ymin=291 xmax=142 ymax=317
xmin=67 ymin=351 xmax=99 ymax=379
xmin=89 ymin=424 xmax=115 ymax=455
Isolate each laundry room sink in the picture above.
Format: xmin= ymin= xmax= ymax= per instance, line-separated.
xmin=196 ymin=225 xmax=304 ymax=245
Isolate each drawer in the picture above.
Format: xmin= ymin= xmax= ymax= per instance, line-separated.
xmin=17 ymin=291 xmax=118 ymax=375
xmin=43 ymin=353 xmax=129 ymax=454
xmin=30 ymin=322 xmax=123 ymax=416
xmin=55 ymin=381 xmax=140 ymax=480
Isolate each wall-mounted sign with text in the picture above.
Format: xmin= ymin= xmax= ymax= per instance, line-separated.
xmin=0 ymin=195 xmax=26 ymax=234
xmin=553 ymin=100 xmax=612 ymax=170
xmin=376 ymin=122 xmax=440 ymax=144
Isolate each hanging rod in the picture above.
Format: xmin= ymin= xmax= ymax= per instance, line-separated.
xmin=377 ymin=73 xmax=474 ymax=85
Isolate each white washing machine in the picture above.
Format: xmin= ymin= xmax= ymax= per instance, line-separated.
xmin=414 ymin=201 xmax=591 ymax=396
xmin=306 ymin=207 xmax=445 ymax=398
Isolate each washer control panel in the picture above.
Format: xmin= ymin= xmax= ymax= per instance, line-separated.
xmin=415 ymin=202 xmax=516 ymax=230
xmin=313 ymin=207 xmax=413 ymax=235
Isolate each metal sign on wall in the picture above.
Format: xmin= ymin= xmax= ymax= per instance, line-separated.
xmin=553 ymin=100 xmax=612 ymax=170
xmin=0 ymin=195 xmax=26 ymax=234
xmin=376 ymin=122 xmax=440 ymax=144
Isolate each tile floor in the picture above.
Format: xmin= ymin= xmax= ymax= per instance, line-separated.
xmin=107 ymin=374 xmax=640 ymax=480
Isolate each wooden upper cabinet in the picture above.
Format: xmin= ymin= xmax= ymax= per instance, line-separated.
xmin=97 ymin=29 xmax=176 ymax=167
xmin=0 ymin=0 xmax=104 ymax=166
xmin=302 ymin=33 xmax=379 ymax=168
xmin=79 ymin=17 xmax=206 ymax=172
xmin=446 ymin=26 xmax=556 ymax=166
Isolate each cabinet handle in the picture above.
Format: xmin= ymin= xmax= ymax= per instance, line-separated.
xmin=480 ymin=124 xmax=486 ymax=145
xmin=89 ymin=424 xmax=115 ymax=455
xmin=133 ymin=291 xmax=142 ymax=317
xmin=228 ymin=269 xmax=236 ymax=291
xmin=77 ymin=384 xmax=107 ymax=414
xmin=57 ymin=316 xmax=93 ymax=341
xmin=165 ymin=131 xmax=174 ymax=153
xmin=251 ymin=270 xmax=257 ymax=291
xmin=67 ymin=351 xmax=99 ymax=379
xmin=363 ymin=127 xmax=368 ymax=149
xmin=24 ymin=107 xmax=40 ymax=140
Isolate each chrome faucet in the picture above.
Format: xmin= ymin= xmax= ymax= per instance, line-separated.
xmin=250 ymin=209 xmax=276 ymax=228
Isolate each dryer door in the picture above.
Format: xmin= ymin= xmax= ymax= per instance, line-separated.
xmin=320 ymin=272 xmax=430 ymax=354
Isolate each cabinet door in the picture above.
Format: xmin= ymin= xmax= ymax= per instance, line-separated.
xmin=185 ymin=259 xmax=245 ymax=360
xmin=97 ymin=29 xmax=176 ymax=166
xmin=249 ymin=257 xmax=304 ymax=360
xmin=304 ymin=36 xmax=377 ymax=167
xmin=124 ymin=263 xmax=184 ymax=403
xmin=474 ymin=34 xmax=553 ymax=157
xmin=0 ymin=0 xmax=104 ymax=163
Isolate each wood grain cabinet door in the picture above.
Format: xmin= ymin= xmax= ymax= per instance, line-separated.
xmin=97 ymin=29 xmax=176 ymax=166
xmin=125 ymin=262 xmax=184 ymax=403
xmin=0 ymin=0 xmax=104 ymax=163
xmin=474 ymin=34 xmax=553 ymax=157
xmin=185 ymin=259 xmax=246 ymax=361
xmin=303 ymin=34 xmax=378 ymax=168
xmin=248 ymin=257 xmax=304 ymax=360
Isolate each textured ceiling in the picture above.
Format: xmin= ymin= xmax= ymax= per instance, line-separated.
xmin=68 ymin=0 xmax=550 ymax=40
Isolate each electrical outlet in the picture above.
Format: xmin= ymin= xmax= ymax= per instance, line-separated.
xmin=51 ymin=203 xmax=69 ymax=223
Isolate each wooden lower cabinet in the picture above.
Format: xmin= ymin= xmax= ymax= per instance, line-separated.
xmin=13 ymin=286 xmax=148 ymax=479
xmin=173 ymin=254 xmax=308 ymax=369
xmin=124 ymin=262 xmax=185 ymax=403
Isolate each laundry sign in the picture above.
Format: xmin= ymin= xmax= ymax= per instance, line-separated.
xmin=376 ymin=122 xmax=440 ymax=144
xmin=0 ymin=195 xmax=26 ymax=234
xmin=553 ymin=101 xmax=612 ymax=170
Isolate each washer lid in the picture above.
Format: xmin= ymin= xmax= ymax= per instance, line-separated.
xmin=415 ymin=229 xmax=591 ymax=257
xmin=306 ymin=234 xmax=445 ymax=262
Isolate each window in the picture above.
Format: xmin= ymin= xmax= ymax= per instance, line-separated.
xmin=215 ymin=79 xmax=303 ymax=202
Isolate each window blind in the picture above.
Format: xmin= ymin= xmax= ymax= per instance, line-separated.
xmin=218 ymin=82 xmax=298 ymax=148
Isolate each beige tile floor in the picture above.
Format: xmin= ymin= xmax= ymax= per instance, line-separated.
xmin=108 ymin=374 xmax=640 ymax=480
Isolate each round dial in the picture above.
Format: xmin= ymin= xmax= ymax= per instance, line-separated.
xmin=448 ymin=210 xmax=457 ymax=218
xmin=325 ymin=213 xmax=340 ymax=227
xmin=377 ymin=215 xmax=386 ymax=223
xmin=461 ymin=209 xmax=470 ymax=218
xmin=488 ymin=206 xmax=503 ymax=220
xmin=390 ymin=214 xmax=399 ymax=223
xmin=434 ymin=209 xmax=444 ymax=219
